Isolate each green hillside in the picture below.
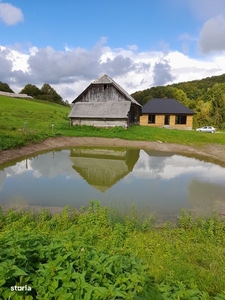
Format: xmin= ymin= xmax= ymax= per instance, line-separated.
xmin=170 ymin=73 xmax=225 ymax=100
xmin=0 ymin=95 xmax=70 ymax=150
xmin=132 ymin=73 xmax=225 ymax=129
xmin=0 ymin=95 xmax=70 ymax=130
xmin=132 ymin=73 xmax=225 ymax=103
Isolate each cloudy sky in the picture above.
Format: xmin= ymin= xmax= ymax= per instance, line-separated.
xmin=1 ymin=0 xmax=225 ymax=102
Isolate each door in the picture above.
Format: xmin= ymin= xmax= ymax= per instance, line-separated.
xmin=164 ymin=115 xmax=170 ymax=125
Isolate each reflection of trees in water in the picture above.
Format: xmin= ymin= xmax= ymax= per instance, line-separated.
xmin=188 ymin=179 xmax=225 ymax=215
xmin=70 ymin=148 xmax=140 ymax=192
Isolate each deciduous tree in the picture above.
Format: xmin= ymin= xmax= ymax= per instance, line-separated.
xmin=210 ymin=83 xmax=225 ymax=129
xmin=20 ymin=84 xmax=41 ymax=97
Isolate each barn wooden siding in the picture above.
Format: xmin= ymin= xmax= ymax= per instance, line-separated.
xmin=70 ymin=118 xmax=128 ymax=127
xmin=78 ymin=84 xmax=128 ymax=103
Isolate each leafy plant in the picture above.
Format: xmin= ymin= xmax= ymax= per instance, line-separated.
xmin=0 ymin=202 xmax=225 ymax=299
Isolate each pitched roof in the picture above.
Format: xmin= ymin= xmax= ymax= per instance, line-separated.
xmin=72 ymin=74 xmax=141 ymax=107
xmin=142 ymin=98 xmax=195 ymax=115
xmin=68 ymin=101 xmax=131 ymax=119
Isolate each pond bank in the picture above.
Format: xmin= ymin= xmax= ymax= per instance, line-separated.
xmin=1 ymin=136 xmax=225 ymax=166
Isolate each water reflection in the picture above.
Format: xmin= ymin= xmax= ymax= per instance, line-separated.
xmin=0 ymin=148 xmax=225 ymax=221
xmin=70 ymin=148 xmax=139 ymax=192
xmin=188 ymin=180 xmax=225 ymax=215
xmin=132 ymin=150 xmax=225 ymax=217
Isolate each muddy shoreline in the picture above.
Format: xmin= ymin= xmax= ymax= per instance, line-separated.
xmin=1 ymin=137 xmax=225 ymax=166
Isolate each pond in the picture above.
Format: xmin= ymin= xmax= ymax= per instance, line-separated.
xmin=0 ymin=147 xmax=225 ymax=222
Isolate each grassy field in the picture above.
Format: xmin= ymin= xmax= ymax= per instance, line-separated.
xmin=0 ymin=96 xmax=70 ymax=150
xmin=0 ymin=95 xmax=225 ymax=151
xmin=0 ymin=202 xmax=225 ymax=299
xmin=1 ymin=96 xmax=225 ymax=299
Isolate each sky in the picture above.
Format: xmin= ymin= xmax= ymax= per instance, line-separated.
xmin=1 ymin=0 xmax=225 ymax=102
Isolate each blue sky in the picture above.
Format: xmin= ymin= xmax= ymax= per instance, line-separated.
xmin=1 ymin=0 xmax=225 ymax=101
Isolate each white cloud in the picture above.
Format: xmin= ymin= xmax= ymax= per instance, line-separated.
xmin=153 ymin=58 xmax=176 ymax=86
xmin=174 ymin=0 xmax=225 ymax=21
xmin=179 ymin=33 xmax=197 ymax=54
xmin=127 ymin=44 xmax=138 ymax=51
xmin=3 ymin=151 xmax=81 ymax=179
xmin=4 ymin=46 xmax=29 ymax=71
xmin=199 ymin=15 xmax=225 ymax=54
xmin=1 ymin=40 xmax=225 ymax=102
xmin=0 ymin=1 xmax=23 ymax=25
xmin=191 ymin=0 xmax=225 ymax=20
xmin=133 ymin=150 xmax=225 ymax=182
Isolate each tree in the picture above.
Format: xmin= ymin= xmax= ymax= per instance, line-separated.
xmin=132 ymin=86 xmax=190 ymax=106
xmin=196 ymin=100 xmax=212 ymax=127
xmin=210 ymin=83 xmax=225 ymax=129
xmin=20 ymin=84 xmax=41 ymax=97
xmin=166 ymin=87 xmax=189 ymax=105
xmin=0 ymin=81 xmax=14 ymax=93
xmin=39 ymin=83 xmax=63 ymax=104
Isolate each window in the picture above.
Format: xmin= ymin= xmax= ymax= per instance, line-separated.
xmin=175 ymin=115 xmax=187 ymax=124
xmin=148 ymin=114 xmax=155 ymax=124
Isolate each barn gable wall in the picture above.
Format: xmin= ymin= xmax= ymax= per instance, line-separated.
xmin=77 ymin=85 xmax=127 ymax=103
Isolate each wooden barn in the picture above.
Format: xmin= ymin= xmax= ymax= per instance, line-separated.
xmin=68 ymin=74 xmax=141 ymax=128
xmin=140 ymin=98 xmax=195 ymax=130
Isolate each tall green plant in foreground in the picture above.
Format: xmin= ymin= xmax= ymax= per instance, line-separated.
xmin=0 ymin=202 xmax=225 ymax=299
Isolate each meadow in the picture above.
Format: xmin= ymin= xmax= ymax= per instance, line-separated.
xmin=0 ymin=95 xmax=225 ymax=151
xmin=1 ymin=96 xmax=225 ymax=299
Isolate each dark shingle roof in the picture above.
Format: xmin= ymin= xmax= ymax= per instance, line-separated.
xmin=142 ymin=98 xmax=194 ymax=115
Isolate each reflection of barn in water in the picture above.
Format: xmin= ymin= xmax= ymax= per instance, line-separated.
xmin=70 ymin=148 xmax=139 ymax=192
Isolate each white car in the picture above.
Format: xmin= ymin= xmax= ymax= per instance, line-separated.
xmin=196 ymin=126 xmax=216 ymax=133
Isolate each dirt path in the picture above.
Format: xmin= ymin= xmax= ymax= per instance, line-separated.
xmin=0 ymin=137 xmax=225 ymax=166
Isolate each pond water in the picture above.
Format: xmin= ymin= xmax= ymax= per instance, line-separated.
xmin=0 ymin=147 xmax=225 ymax=222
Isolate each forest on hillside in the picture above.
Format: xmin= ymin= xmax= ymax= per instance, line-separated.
xmin=132 ymin=73 xmax=225 ymax=129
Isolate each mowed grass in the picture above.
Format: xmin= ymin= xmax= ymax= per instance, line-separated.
xmin=59 ymin=123 xmax=225 ymax=146
xmin=0 ymin=96 xmax=70 ymax=130
xmin=1 ymin=95 xmax=225 ymax=151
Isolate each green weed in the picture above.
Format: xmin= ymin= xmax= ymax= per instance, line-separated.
xmin=0 ymin=202 xmax=225 ymax=299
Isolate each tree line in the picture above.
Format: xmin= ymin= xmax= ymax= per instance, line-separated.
xmin=0 ymin=82 xmax=70 ymax=107
xmin=131 ymin=73 xmax=225 ymax=129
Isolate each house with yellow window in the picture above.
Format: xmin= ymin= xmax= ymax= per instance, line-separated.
xmin=140 ymin=98 xmax=194 ymax=130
